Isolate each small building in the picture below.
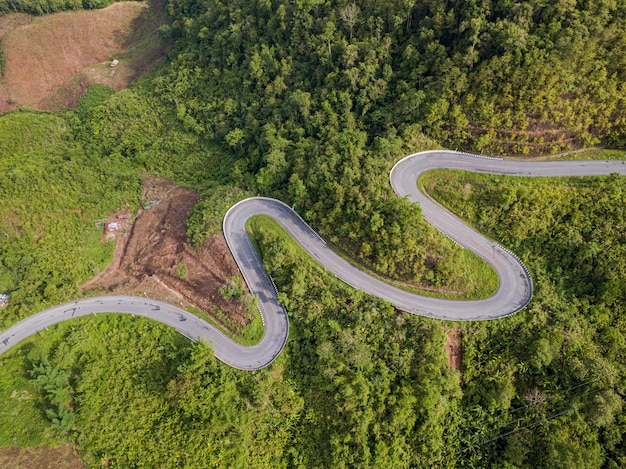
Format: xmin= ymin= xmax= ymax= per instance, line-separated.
xmin=105 ymin=222 xmax=120 ymax=233
xmin=0 ymin=293 xmax=9 ymax=307
xmin=110 ymin=59 xmax=119 ymax=67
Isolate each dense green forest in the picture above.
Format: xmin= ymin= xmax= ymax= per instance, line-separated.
xmin=1 ymin=0 xmax=626 ymax=467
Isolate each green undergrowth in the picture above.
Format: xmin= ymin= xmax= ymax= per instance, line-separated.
xmin=420 ymin=168 xmax=626 ymax=258
xmin=0 ymin=312 xmax=303 ymax=468
xmin=0 ymin=314 xmax=167 ymax=448
xmin=186 ymin=186 xmax=252 ymax=247
xmin=330 ymin=235 xmax=498 ymax=300
xmin=246 ymin=215 xmax=326 ymax=282
xmin=186 ymin=306 xmax=263 ymax=346
xmin=245 ymin=211 xmax=460 ymax=468
xmin=0 ymin=81 xmax=240 ymax=328
xmin=0 ymin=110 xmax=143 ymax=328
xmin=421 ymin=167 xmax=626 ymax=466
xmin=0 ymin=348 xmax=55 ymax=447
xmin=246 ymin=214 xmax=498 ymax=301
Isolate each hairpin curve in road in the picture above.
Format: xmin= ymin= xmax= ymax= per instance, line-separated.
xmin=1 ymin=150 xmax=625 ymax=369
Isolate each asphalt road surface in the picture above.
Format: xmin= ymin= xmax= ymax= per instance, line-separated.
xmin=2 ymin=150 xmax=625 ymax=369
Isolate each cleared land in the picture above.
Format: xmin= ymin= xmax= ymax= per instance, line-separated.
xmin=0 ymin=1 xmax=168 ymax=112
xmin=82 ymin=176 xmax=252 ymax=331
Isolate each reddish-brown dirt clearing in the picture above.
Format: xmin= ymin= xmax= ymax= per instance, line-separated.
xmin=0 ymin=1 xmax=168 ymax=113
xmin=82 ymin=177 xmax=251 ymax=331
xmin=445 ymin=327 xmax=463 ymax=374
xmin=0 ymin=444 xmax=83 ymax=469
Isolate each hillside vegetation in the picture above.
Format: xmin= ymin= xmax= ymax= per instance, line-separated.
xmin=0 ymin=0 xmax=625 ymax=467
xmin=422 ymin=170 xmax=626 ymax=467
xmin=151 ymin=0 xmax=626 ymax=293
xmin=0 ymin=110 xmax=139 ymax=324
xmin=2 ymin=170 xmax=625 ymax=467
xmin=0 ymin=81 xmax=234 ymax=328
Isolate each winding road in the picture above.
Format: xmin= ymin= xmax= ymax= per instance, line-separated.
xmin=1 ymin=150 xmax=625 ymax=369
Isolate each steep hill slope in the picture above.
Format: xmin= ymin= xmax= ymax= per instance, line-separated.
xmin=0 ymin=1 xmax=167 ymax=112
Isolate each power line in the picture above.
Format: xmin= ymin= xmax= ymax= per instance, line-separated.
xmin=460 ymin=378 xmax=599 ymax=434
xmin=475 ymin=387 xmax=603 ymax=447
xmin=424 ymin=384 xmax=605 ymax=466
xmin=490 ymin=383 xmax=600 ymax=433
xmin=504 ymin=379 xmax=596 ymax=416
xmin=478 ymin=407 xmax=575 ymax=446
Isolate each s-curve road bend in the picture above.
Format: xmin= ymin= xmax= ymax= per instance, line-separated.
xmin=0 ymin=296 xmax=287 ymax=371
xmin=2 ymin=150 xmax=626 ymax=369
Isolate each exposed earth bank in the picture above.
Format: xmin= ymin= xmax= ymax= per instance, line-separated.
xmin=81 ymin=176 xmax=251 ymax=331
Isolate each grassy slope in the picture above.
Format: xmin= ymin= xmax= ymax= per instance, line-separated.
xmin=0 ymin=351 xmax=54 ymax=447
xmin=0 ymin=73 xmax=250 ymax=453
xmin=0 ymin=1 xmax=169 ymax=112
xmin=0 ymin=110 xmax=141 ymax=326
xmin=553 ymin=148 xmax=626 ymax=160
xmin=0 ymin=108 xmax=140 ymax=447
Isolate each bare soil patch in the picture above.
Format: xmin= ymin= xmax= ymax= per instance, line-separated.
xmin=445 ymin=327 xmax=463 ymax=374
xmin=0 ymin=13 xmax=31 ymax=38
xmin=0 ymin=444 xmax=83 ymax=469
xmin=82 ymin=176 xmax=251 ymax=330
xmin=0 ymin=1 xmax=168 ymax=113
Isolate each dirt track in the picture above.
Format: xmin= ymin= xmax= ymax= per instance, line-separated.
xmin=445 ymin=328 xmax=462 ymax=373
xmin=82 ymin=176 xmax=250 ymax=330
xmin=0 ymin=445 xmax=83 ymax=469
